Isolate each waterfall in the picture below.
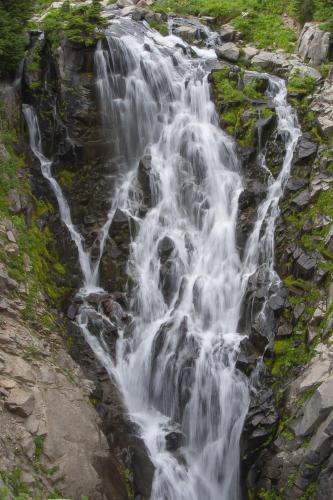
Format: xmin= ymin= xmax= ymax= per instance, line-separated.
xmin=24 ymin=16 xmax=301 ymax=500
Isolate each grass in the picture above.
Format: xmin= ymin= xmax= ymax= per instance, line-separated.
xmin=148 ymin=19 xmax=169 ymax=35
xmin=154 ymin=0 xmax=296 ymax=50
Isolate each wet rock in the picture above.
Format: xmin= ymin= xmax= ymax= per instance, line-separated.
xmin=158 ymin=236 xmax=175 ymax=262
xmin=297 ymin=23 xmax=331 ymax=66
xmin=137 ymin=154 xmax=153 ymax=208
xmin=102 ymin=387 xmax=154 ymax=499
xmin=216 ymin=42 xmax=240 ymax=62
xmin=236 ymin=338 xmax=259 ymax=376
xmin=165 ymin=430 xmax=184 ymax=451
xmin=174 ymin=26 xmax=197 ymax=43
xmin=243 ymin=72 xmax=269 ymax=92
xmin=100 ymin=209 xmax=136 ymax=293
xmin=5 ymin=388 xmax=35 ymax=417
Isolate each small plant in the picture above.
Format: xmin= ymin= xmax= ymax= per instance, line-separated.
xmin=24 ymin=346 xmax=42 ymax=361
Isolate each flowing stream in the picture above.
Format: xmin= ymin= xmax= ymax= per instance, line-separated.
xmin=24 ymin=16 xmax=301 ymax=500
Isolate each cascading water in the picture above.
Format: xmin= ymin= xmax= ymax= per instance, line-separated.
xmin=24 ymin=16 xmax=301 ymax=500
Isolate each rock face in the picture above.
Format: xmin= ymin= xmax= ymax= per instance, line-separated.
xmin=311 ymin=70 xmax=333 ymax=137
xmin=297 ymin=23 xmax=331 ymax=66
xmin=216 ymin=42 xmax=240 ymax=62
xmin=0 ymin=314 xmax=128 ymax=499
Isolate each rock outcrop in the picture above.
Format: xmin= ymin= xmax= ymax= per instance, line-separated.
xmin=297 ymin=22 xmax=332 ymax=66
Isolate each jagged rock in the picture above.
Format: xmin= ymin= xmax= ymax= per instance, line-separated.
xmin=243 ymin=46 xmax=259 ymax=61
xmin=174 ymin=25 xmax=197 ymax=43
xmin=4 ymin=388 xmax=35 ymax=417
xmin=0 ymin=269 xmax=18 ymax=292
xmin=219 ymin=24 xmax=238 ymax=43
xmin=100 ymin=209 xmax=136 ymax=293
xmin=137 ymin=154 xmax=153 ymax=209
xmin=216 ymin=42 xmax=240 ymax=62
xmin=295 ymin=378 xmax=333 ymax=437
xmin=158 ymin=236 xmax=175 ymax=262
xmin=293 ymin=302 xmax=305 ymax=321
xmin=297 ymin=23 xmax=331 ymax=66
xmin=297 ymin=138 xmax=317 ymax=161
xmin=165 ymin=430 xmax=184 ymax=451
xmin=292 ymin=190 xmax=310 ymax=208
xmin=251 ymin=51 xmax=288 ymax=71
xmin=289 ymin=61 xmax=322 ymax=83
xmin=294 ymin=252 xmax=316 ymax=280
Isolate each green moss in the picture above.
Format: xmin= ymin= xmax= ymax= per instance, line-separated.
xmin=58 ymin=169 xmax=75 ymax=189
xmin=272 ymin=336 xmax=312 ymax=378
xmin=121 ymin=468 xmax=134 ymax=500
xmin=295 ymin=384 xmax=320 ymax=407
xmin=258 ymin=489 xmax=282 ymax=500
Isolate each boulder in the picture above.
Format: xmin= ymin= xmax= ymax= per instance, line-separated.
xmin=165 ymin=430 xmax=184 ymax=451
xmin=292 ymin=190 xmax=310 ymax=208
xmin=297 ymin=23 xmax=331 ymax=66
xmin=4 ymin=388 xmax=35 ymax=417
xmin=216 ymin=42 xmax=240 ymax=62
xmin=294 ymin=252 xmax=316 ymax=280
xmin=174 ymin=26 xmax=197 ymax=43
xmin=219 ymin=24 xmax=238 ymax=43
xmin=251 ymin=51 xmax=288 ymax=72
xmin=243 ymin=46 xmax=259 ymax=61
xmin=295 ymin=378 xmax=333 ymax=437
xmin=289 ymin=62 xmax=322 ymax=83
xmin=297 ymin=138 xmax=317 ymax=161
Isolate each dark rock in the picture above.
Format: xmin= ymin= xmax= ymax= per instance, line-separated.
xmin=294 ymin=252 xmax=317 ymax=280
xmin=158 ymin=236 xmax=175 ymax=262
xmin=297 ymin=138 xmax=318 ymax=162
xmin=67 ymin=303 xmax=78 ymax=320
xmin=292 ymin=190 xmax=310 ymax=208
xmin=165 ymin=430 xmax=184 ymax=451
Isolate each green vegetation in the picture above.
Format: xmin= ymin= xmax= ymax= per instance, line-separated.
xmin=41 ymin=0 xmax=108 ymax=48
xmin=148 ymin=19 xmax=169 ymax=35
xmin=0 ymin=0 xmax=34 ymax=74
xmin=0 ymin=468 xmax=29 ymax=498
xmin=211 ymin=68 xmax=275 ymax=147
xmin=24 ymin=346 xmax=42 ymax=361
xmin=0 ymin=99 xmax=71 ymax=323
xmin=288 ymin=75 xmax=317 ymax=95
xmin=154 ymin=0 xmax=296 ymax=50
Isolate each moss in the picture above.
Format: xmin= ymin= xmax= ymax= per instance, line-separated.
xmin=211 ymin=69 xmax=272 ymax=146
xmin=121 ymin=468 xmax=134 ymax=500
xmin=58 ymin=169 xmax=75 ymax=190
xmin=295 ymin=384 xmax=320 ymax=408
xmin=272 ymin=336 xmax=312 ymax=378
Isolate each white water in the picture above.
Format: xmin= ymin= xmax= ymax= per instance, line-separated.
xmin=24 ymin=17 xmax=301 ymax=500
